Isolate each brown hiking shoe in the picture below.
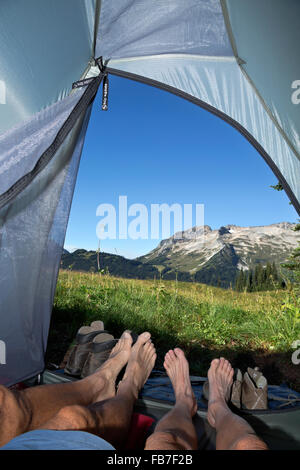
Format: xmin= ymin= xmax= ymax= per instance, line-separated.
xmin=64 ymin=326 xmax=111 ymax=377
xmin=230 ymin=369 xmax=242 ymax=409
xmin=90 ymin=320 xmax=105 ymax=330
xmin=241 ymin=367 xmax=268 ymax=410
xmin=80 ymin=335 xmax=117 ymax=378
xmin=80 ymin=331 xmax=139 ymax=378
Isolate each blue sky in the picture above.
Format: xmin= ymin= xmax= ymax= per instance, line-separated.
xmin=64 ymin=75 xmax=298 ymax=259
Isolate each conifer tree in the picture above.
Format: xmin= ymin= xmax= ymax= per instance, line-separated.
xmin=240 ymin=270 xmax=246 ymax=291
xmin=282 ymin=223 xmax=300 ymax=290
xmin=265 ymin=262 xmax=272 ymax=289
xmin=235 ymin=271 xmax=241 ymax=291
xmin=257 ymin=264 xmax=264 ymax=291
xmin=271 ymin=262 xmax=278 ymax=282
xmin=235 ymin=269 xmax=246 ymax=291
xmin=253 ymin=264 xmax=260 ymax=290
xmin=271 ymin=182 xmax=300 ymax=290
xmin=246 ymin=270 xmax=253 ymax=292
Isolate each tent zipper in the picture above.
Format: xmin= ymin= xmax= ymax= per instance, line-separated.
xmin=73 ymin=56 xmax=109 ymax=111
xmin=0 ymin=66 xmax=104 ymax=210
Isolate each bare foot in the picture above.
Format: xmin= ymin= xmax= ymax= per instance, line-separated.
xmin=207 ymin=358 xmax=234 ymax=428
xmin=164 ymin=348 xmax=197 ymax=417
xmin=119 ymin=332 xmax=156 ymax=398
xmin=85 ymin=330 xmax=133 ymax=402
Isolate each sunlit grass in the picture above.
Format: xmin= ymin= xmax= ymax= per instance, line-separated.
xmin=47 ymin=270 xmax=300 ymax=387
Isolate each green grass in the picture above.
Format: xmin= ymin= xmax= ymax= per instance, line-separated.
xmin=47 ymin=270 xmax=300 ymax=390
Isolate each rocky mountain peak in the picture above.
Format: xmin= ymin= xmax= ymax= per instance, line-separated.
xmin=138 ymin=222 xmax=299 ymax=287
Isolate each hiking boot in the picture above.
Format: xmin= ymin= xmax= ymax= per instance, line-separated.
xmin=231 ymin=368 xmax=242 ymax=409
xmin=80 ymin=335 xmax=117 ymax=378
xmin=241 ymin=367 xmax=268 ymax=410
xmin=64 ymin=326 xmax=111 ymax=377
xmin=90 ymin=320 xmax=105 ymax=330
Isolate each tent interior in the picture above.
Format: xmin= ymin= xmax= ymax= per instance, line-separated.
xmin=0 ymin=0 xmax=300 ymax=450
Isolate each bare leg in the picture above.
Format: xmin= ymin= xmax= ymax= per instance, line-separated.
xmin=145 ymin=348 xmax=198 ymax=450
xmin=207 ymin=358 xmax=268 ymax=450
xmin=0 ymin=331 xmax=133 ymax=446
xmin=39 ymin=332 xmax=157 ymax=449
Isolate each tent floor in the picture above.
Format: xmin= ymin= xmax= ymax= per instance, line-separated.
xmin=32 ymin=369 xmax=300 ymax=450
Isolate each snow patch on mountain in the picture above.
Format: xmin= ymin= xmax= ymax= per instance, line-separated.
xmin=139 ymin=222 xmax=299 ymax=273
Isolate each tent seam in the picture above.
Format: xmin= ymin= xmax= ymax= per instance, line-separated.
xmin=106 ymin=54 xmax=236 ymax=63
xmin=93 ymin=0 xmax=102 ymax=58
xmin=0 ymin=74 xmax=103 ymax=210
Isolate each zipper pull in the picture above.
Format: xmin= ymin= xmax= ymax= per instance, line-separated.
xmin=72 ymin=56 xmax=105 ymax=89
xmin=96 ymin=56 xmax=105 ymax=73
xmin=102 ymin=74 xmax=109 ymax=111
xmin=95 ymin=57 xmax=109 ymax=110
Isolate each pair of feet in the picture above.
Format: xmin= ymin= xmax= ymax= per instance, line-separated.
xmin=164 ymin=351 xmax=234 ymax=429
xmin=86 ymin=330 xmax=234 ymax=429
xmin=85 ymin=330 xmax=156 ymax=404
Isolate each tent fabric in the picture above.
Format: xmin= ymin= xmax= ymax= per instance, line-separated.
xmin=142 ymin=375 xmax=300 ymax=412
xmin=0 ymin=102 xmax=92 ymax=386
xmin=225 ymin=0 xmax=300 ymax=159
xmin=0 ymin=0 xmax=299 ymax=385
xmin=0 ymin=0 xmax=96 ymax=134
xmin=96 ymin=0 xmax=233 ymax=59
xmin=0 ymin=0 xmax=98 ymax=385
xmin=0 ymin=90 xmax=85 ymax=196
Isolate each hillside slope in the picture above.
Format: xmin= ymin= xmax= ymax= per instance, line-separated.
xmin=138 ymin=222 xmax=299 ymax=287
xmin=61 ymin=223 xmax=299 ymax=288
xmin=61 ymin=249 xmax=160 ymax=280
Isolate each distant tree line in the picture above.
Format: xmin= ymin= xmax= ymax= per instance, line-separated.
xmin=235 ymin=262 xmax=286 ymax=292
xmin=271 ymin=182 xmax=300 ymax=290
xmin=282 ymin=222 xmax=300 ymax=291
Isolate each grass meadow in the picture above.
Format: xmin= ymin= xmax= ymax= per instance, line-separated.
xmin=46 ymin=270 xmax=300 ymax=391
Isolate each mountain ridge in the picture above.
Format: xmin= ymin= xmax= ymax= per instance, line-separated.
xmin=137 ymin=222 xmax=299 ymax=287
xmin=61 ymin=222 xmax=299 ymax=288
